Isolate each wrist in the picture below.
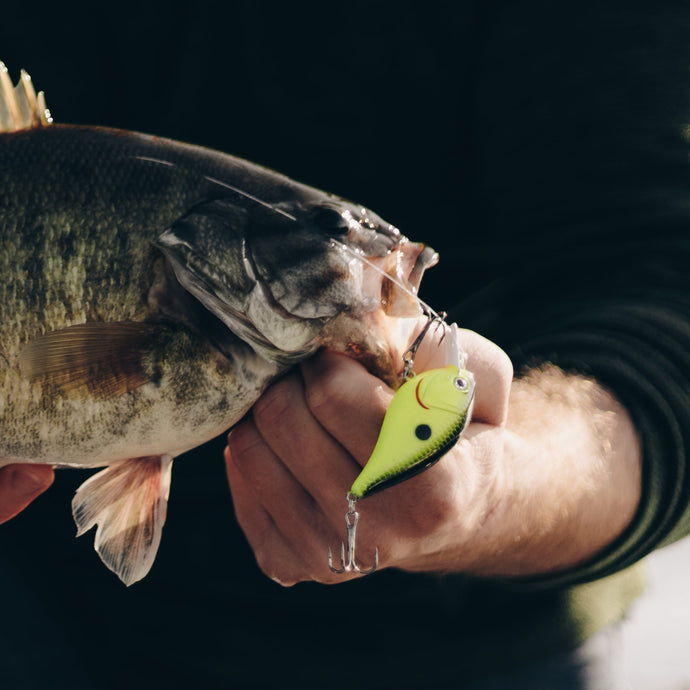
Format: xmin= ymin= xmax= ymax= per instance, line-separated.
xmin=459 ymin=367 xmax=642 ymax=579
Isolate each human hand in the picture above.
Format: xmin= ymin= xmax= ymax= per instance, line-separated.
xmin=224 ymin=323 xmax=513 ymax=584
xmin=225 ymin=325 xmax=641 ymax=585
xmin=0 ymin=464 xmax=54 ymax=524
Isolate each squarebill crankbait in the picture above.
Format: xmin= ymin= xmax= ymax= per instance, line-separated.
xmin=328 ymin=319 xmax=475 ymax=574
xmin=350 ymin=364 xmax=475 ymax=500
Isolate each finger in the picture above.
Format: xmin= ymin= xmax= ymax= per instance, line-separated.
xmin=227 ymin=417 xmax=348 ymax=561
xmin=404 ymin=320 xmax=512 ymax=427
xmin=225 ymin=441 xmax=354 ymax=584
xmin=225 ymin=446 xmax=306 ymax=586
xmin=227 ymin=416 xmax=321 ymax=520
xmin=250 ymin=371 xmax=360 ymax=505
xmin=0 ymin=464 xmax=54 ymax=524
xmin=455 ymin=329 xmax=513 ymax=426
xmin=300 ymin=351 xmax=394 ymax=465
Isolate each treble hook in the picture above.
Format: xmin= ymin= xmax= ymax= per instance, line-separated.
xmin=400 ymin=311 xmax=448 ymax=381
xmin=328 ymin=494 xmax=379 ymax=574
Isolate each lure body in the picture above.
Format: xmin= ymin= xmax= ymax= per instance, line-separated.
xmin=350 ymin=364 xmax=475 ymax=499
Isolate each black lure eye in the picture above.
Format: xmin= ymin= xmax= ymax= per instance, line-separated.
xmin=454 ymin=377 xmax=468 ymax=390
xmin=415 ymin=424 xmax=432 ymax=440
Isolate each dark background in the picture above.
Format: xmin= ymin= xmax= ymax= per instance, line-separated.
xmin=3 ymin=1 xmax=516 ymax=321
xmin=3 ymin=2 xmax=690 ymax=688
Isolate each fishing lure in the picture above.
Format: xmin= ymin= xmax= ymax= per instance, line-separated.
xmin=328 ymin=316 xmax=475 ymax=574
xmin=350 ymin=363 xmax=475 ymax=500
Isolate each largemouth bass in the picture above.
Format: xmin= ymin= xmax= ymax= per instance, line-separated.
xmin=0 ymin=64 xmax=437 ymax=585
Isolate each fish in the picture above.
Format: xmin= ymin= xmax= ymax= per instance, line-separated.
xmin=0 ymin=63 xmax=439 ymax=585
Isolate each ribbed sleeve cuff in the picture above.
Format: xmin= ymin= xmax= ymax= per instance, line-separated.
xmin=504 ymin=301 xmax=690 ymax=588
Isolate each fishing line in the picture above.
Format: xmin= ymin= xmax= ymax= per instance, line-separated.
xmin=135 ymin=155 xmax=300 ymax=222
xmin=205 ymin=177 xmax=437 ymax=319
xmin=141 ymin=153 xmax=436 ymax=319
xmin=203 ymin=175 xmax=299 ymax=221
xmin=209 ymin=171 xmax=438 ymax=320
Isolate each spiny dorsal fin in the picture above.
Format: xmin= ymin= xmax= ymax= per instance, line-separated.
xmin=0 ymin=61 xmax=53 ymax=132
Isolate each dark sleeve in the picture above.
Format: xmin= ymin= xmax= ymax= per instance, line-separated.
xmin=450 ymin=2 xmax=690 ymax=585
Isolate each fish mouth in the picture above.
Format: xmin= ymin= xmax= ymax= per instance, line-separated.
xmin=330 ymin=237 xmax=440 ymax=387
xmin=371 ymin=239 xmax=439 ymax=317
xmin=334 ymin=206 xmax=438 ymax=318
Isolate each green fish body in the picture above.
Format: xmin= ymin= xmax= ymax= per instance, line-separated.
xmin=0 ymin=65 xmax=438 ymax=584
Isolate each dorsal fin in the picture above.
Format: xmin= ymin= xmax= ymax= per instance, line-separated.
xmin=0 ymin=61 xmax=53 ymax=133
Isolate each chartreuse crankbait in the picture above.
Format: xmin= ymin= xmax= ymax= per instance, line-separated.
xmin=328 ymin=317 xmax=475 ymax=574
xmin=350 ymin=364 xmax=475 ymax=499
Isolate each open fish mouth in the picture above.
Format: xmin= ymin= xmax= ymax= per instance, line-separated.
xmin=313 ymin=207 xmax=440 ymax=385
xmin=335 ymin=206 xmax=439 ymax=318
xmin=378 ymin=239 xmax=438 ymax=316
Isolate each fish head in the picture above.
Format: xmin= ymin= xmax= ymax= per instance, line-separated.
xmin=155 ymin=194 xmax=438 ymax=384
xmin=295 ymin=199 xmax=440 ymax=383
xmin=298 ymin=200 xmax=438 ymax=317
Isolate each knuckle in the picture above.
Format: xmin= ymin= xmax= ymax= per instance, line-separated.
xmin=390 ymin=475 xmax=457 ymax=537
xmin=458 ymin=329 xmax=513 ymax=425
xmin=305 ymin=368 xmax=344 ymax=411
xmin=254 ymin=551 xmax=299 ymax=588
xmin=253 ymin=376 xmax=299 ymax=428
xmin=402 ymin=504 xmax=445 ymax=536
xmin=303 ymin=368 xmax=343 ymax=419
xmin=493 ymin=346 xmax=514 ymax=389
xmin=416 ymin=494 xmax=456 ymax=532
xmin=227 ymin=421 xmax=262 ymax=461
xmin=303 ymin=352 xmax=390 ymax=430
xmin=268 ymin=571 xmax=299 ymax=588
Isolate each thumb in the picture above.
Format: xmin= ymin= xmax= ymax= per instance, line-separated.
xmin=0 ymin=464 xmax=55 ymax=524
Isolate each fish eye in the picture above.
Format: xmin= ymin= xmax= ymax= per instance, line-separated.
xmin=308 ymin=206 xmax=349 ymax=234
xmin=454 ymin=377 xmax=468 ymax=390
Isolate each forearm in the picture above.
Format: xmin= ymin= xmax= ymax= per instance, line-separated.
xmin=464 ymin=366 xmax=642 ymax=578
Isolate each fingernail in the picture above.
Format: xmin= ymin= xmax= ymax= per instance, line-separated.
xmin=10 ymin=466 xmax=54 ymax=495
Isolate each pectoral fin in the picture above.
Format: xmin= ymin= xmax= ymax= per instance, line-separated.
xmin=19 ymin=321 xmax=165 ymax=398
xmin=72 ymin=455 xmax=173 ymax=586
